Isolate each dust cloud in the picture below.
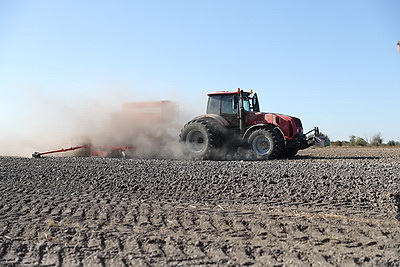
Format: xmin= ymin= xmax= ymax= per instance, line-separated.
xmin=0 ymin=86 xmax=203 ymax=158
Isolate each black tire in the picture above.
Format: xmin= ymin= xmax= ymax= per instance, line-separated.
xmin=247 ymin=128 xmax=283 ymax=160
xmin=179 ymin=119 xmax=223 ymax=160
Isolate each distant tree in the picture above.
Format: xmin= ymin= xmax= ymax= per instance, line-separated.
xmin=355 ymin=137 xmax=368 ymax=146
xmin=388 ymin=140 xmax=400 ymax=146
xmin=349 ymin=135 xmax=356 ymax=146
xmin=370 ymin=132 xmax=383 ymax=146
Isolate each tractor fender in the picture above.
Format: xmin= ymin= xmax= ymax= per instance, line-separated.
xmin=193 ymin=114 xmax=230 ymax=127
xmin=242 ymin=124 xmax=285 ymax=142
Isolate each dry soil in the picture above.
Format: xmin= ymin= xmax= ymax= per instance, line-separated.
xmin=0 ymin=147 xmax=399 ymax=266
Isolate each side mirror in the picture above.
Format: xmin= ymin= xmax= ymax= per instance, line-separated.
xmin=252 ymin=93 xmax=260 ymax=112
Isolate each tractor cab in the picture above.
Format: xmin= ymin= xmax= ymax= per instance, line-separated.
xmin=206 ymin=90 xmax=259 ymax=126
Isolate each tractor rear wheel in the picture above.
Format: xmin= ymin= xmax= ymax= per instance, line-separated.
xmin=179 ymin=119 xmax=223 ymax=160
xmin=247 ymin=128 xmax=283 ymax=160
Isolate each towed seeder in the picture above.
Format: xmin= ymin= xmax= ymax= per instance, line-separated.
xmin=32 ymin=145 xmax=135 ymax=158
xmin=31 ymin=100 xmax=178 ymax=159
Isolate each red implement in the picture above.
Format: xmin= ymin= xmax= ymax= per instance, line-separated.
xmin=32 ymin=145 xmax=135 ymax=158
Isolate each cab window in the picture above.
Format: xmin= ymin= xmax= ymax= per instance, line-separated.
xmin=221 ymin=95 xmax=235 ymax=114
xmin=243 ymin=99 xmax=251 ymax=111
xmin=207 ymin=96 xmax=220 ymax=114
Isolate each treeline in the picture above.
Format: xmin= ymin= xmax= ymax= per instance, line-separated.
xmin=331 ymin=133 xmax=400 ymax=147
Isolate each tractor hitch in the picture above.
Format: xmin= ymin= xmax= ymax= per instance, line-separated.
xmin=306 ymin=127 xmax=330 ymax=147
xmin=32 ymin=145 xmax=135 ymax=158
xmin=32 ymin=145 xmax=89 ymax=158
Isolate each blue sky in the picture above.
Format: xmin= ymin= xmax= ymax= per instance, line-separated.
xmin=1 ymin=0 xmax=399 ymax=155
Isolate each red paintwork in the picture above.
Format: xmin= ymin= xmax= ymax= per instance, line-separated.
xmin=206 ymin=90 xmax=303 ymax=140
xmin=245 ymin=112 xmax=302 ymax=141
xmin=33 ymin=145 xmax=88 ymax=157
xmin=207 ymin=91 xmax=248 ymax=96
xmin=33 ymin=145 xmax=135 ymax=158
xmin=112 ymin=100 xmax=177 ymax=124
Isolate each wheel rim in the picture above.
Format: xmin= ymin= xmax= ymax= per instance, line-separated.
xmin=252 ymin=135 xmax=271 ymax=155
xmin=185 ymin=129 xmax=207 ymax=153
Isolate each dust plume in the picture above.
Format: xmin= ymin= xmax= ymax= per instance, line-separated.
xmin=0 ymin=85 xmax=201 ymax=158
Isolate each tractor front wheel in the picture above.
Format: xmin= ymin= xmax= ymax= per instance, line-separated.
xmin=247 ymin=128 xmax=283 ymax=160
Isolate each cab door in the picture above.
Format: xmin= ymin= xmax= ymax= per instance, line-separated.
xmin=220 ymin=95 xmax=239 ymax=126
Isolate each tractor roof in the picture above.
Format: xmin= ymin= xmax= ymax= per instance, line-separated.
xmin=207 ymin=90 xmax=251 ymax=96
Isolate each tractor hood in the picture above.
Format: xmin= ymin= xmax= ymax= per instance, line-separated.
xmin=246 ymin=112 xmax=304 ymax=140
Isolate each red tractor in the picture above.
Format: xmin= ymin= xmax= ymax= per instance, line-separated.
xmin=179 ymin=89 xmax=329 ymax=160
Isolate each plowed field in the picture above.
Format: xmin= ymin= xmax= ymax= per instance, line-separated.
xmin=1 ymin=148 xmax=399 ymax=266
